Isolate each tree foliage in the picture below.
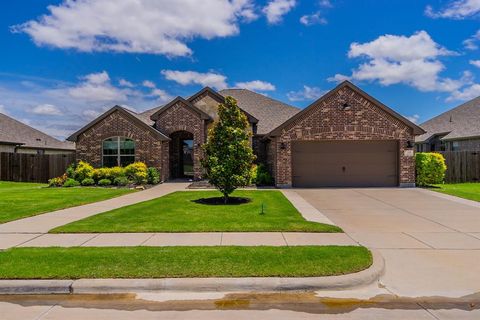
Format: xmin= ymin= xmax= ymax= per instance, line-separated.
xmin=202 ymin=96 xmax=256 ymax=202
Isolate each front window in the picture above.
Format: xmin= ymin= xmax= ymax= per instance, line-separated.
xmin=102 ymin=137 xmax=135 ymax=167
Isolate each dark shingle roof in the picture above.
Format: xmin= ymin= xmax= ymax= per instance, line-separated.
xmin=0 ymin=113 xmax=75 ymax=150
xmin=416 ymin=96 xmax=480 ymax=142
xmin=219 ymin=89 xmax=300 ymax=134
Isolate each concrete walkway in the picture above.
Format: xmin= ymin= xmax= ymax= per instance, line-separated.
xmin=0 ymin=232 xmax=356 ymax=249
xmin=0 ymin=182 xmax=190 ymax=234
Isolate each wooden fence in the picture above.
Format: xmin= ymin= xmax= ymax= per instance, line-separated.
xmin=0 ymin=152 xmax=76 ymax=183
xmin=439 ymin=151 xmax=480 ymax=183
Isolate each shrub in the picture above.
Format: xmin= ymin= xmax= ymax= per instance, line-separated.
xmin=125 ymin=162 xmax=148 ymax=184
xmin=98 ymin=179 xmax=112 ymax=186
xmin=63 ymin=178 xmax=80 ymax=188
xmin=74 ymin=161 xmax=94 ymax=182
xmin=252 ymin=164 xmax=273 ymax=186
xmin=92 ymin=166 xmax=126 ymax=182
xmin=81 ymin=178 xmax=95 ymax=186
xmin=416 ymin=152 xmax=447 ymax=186
xmin=147 ymin=167 xmax=160 ymax=184
xmin=65 ymin=163 xmax=76 ymax=179
xmin=48 ymin=174 xmax=67 ymax=187
xmin=114 ymin=176 xmax=130 ymax=186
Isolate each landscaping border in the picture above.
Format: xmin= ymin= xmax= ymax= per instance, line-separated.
xmin=0 ymin=250 xmax=384 ymax=294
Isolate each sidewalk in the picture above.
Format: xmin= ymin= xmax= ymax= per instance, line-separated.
xmin=0 ymin=232 xmax=357 ymax=249
xmin=0 ymin=182 xmax=190 ymax=234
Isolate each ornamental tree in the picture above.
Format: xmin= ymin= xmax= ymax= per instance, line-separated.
xmin=202 ymin=96 xmax=256 ymax=203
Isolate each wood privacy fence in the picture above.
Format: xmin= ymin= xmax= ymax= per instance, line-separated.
xmin=439 ymin=151 xmax=480 ymax=183
xmin=0 ymin=152 xmax=76 ymax=183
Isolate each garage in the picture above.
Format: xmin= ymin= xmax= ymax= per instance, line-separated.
xmin=292 ymin=140 xmax=398 ymax=187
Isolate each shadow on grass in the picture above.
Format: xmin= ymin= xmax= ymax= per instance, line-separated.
xmin=192 ymin=197 xmax=252 ymax=205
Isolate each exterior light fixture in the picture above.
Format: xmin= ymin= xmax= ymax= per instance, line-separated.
xmin=406 ymin=140 xmax=414 ymax=148
xmin=280 ymin=142 xmax=286 ymax=150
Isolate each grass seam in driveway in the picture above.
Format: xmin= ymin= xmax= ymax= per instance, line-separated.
xmin=0 ymin=246 xmax=371 ymax=279
xmin=51 ymin=190 xmax=341 ymax=233
xmin=0 ymin=181 xmax=135 ymax=224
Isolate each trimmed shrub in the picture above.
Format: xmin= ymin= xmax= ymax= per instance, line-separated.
xmin=125 ymin=162 xmax=148 ymax=184
xmin=92 ymin=166 xmax=126 ymax=182
xmin=81 ymin=178 xmax=95 ymax=186
xmin=63 ymin=178 xmax=80 ymax=188
xmin=252 ymin=164 xmax=274 ymax=186
xmin=98 ymin=179 xmax=112 ymax=186
xmin=147 ymin=167 xmax=160 ymax=184
xmin=416 ymin=152 xmax=447 ymax=186
xmin=65 ymin=163 xmax=76 ymax=179
xmin=74 ymin=161 xmax=94 ymax=182
xmin=114 ymin=176 xmax=130 ymax=186
xmin=48 ymin=174 xmax=67 ymax=187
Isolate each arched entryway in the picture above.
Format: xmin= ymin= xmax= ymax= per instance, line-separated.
xmin=169 ymin=131 xmax=194 ymax=179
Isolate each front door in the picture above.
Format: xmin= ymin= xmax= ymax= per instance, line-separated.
xmin=182 ymin=139 xmax=194 ymax=178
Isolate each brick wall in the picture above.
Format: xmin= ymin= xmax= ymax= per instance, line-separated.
xmin=274 ymin=86 xmax=415 ymax=187
xmin=155 ymin=100 xmax=206 ymax=180
xmin=75 ymin=110 xmax=168 ymax=180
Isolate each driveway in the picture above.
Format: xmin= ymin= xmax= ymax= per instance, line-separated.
xmin=296 ymin=188 xmax=480 ymax=297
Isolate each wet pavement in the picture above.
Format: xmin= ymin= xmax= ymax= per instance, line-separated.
xmin=1 ymin=291 xmax=480 ymax=319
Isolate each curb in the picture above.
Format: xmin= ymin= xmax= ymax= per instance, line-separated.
xmin=0 ymin=251 xmax=384 ymax=294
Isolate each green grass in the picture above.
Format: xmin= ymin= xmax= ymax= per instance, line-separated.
xmin=0 ymin=246 xmax=371 ymax=279
xmin=431 ymin=183 xmax=480 ymax=202
xmin=0 ymin=181 xmax=135 ymax=224
xmin=51 ymin=190 xmax=342 ymax=233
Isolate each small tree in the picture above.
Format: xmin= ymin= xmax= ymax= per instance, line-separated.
xmin=202 ymin=96 xmax=256 ymax=203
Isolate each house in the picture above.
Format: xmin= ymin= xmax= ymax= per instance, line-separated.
xmin=0 ymin=113 xmax=75 ymax=154
xmin=415 ymin=96 xmax=480 ymax=152
xmin=67 ymin=81 xmax=424 ymax=188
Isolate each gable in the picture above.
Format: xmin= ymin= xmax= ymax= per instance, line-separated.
xmin=268 ymin=81 xmax=425 ymax=137
xmin=154 ymin=99 xmax=205 ymax=135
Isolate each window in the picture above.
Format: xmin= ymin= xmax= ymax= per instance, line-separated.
xmin=102 ymin=137 xmax=135 ymax=167
xmin=452 ymin=141 xmax=460 ymax=151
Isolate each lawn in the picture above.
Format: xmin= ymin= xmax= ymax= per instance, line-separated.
xmin=0 ymin=181 xmax=135 ymax=224
xmin=51 ymin=190 xmax=342 ymax=233
xmin=0 ymin=246 xmax=371 ymax=279
xmin=431 ymin=183 xmax=480 ymax=202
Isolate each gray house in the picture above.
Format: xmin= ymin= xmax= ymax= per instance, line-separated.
xmin=0 ymin=113 xmax=75 ymax=154
xmin=416 ymin=96 xmax=480 ymax=152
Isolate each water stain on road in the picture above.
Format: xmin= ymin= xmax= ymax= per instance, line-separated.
xmin=0 ymin=291 xmax=479 ymax=314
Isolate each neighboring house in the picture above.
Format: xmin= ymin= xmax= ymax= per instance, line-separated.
xmin=0 ymin=113 xmax=75 ymax=154
xmin=416 ymin=96 xmax=480 ymax=152
xmin=68 ymin=81 xmax=424 ymax=188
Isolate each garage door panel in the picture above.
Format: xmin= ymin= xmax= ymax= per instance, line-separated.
xmin=292 ymin=141 xmax=398 ymax=187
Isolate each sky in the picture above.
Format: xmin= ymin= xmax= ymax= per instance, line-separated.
xmin=1 ymin=0 xmax=480 ymax=139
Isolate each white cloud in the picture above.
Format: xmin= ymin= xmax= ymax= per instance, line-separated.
xmin=263 ymin=0 xmax=296 ymax=24
xmin=82 ymin=109 xmax=101 ymax=120
xmin=142 ymin=80 xmax=156 ymax=89
xmin=463 ymin=30 xmax=480 ymax=50
xmin=425 ymin=0 xmax=480 ymax=19
xmin=118 ymin=79 xmax=134 ymax=87
xmin=448 ymin=83 xmax=480 ymax=101
xmin=234 ymin=80 xmax=275 ymax=91
xmin=300 ymin=12 xmax=327 ymax=26
xmin=65 ymin=71 xmax=129 ymax=102
xmin=335 ymin=31 xmax=462 ymax=92
xmin=0 ymin=104 xmax=6 ymax=114
xmin=319 ymin=0 xmax=333 ymax=8
xmin=470 ymin=60 xmax=480 ymax=68
xmin=287 ymin=85 xmax=325 ymax=101
xmin=32 ymin=104 xmax=62 ymax=116
xmin=405 ymin=114 xmax=420 ymax=123
xmin=12 ymin=0 xmax=257 ymax=57
xmin=327 ymin=74 xmax=351 ymax=83
xmin=161 ymin=70 xmax=228 ymax=90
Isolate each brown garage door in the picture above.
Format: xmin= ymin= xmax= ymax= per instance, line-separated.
xmin=292 ymin=141 xmax=398 ymax=187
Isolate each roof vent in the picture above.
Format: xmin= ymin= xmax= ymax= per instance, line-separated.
xmin=449 ymin=116 xmax=453 ymax=123
xmin=35 ymin=138 xmax=42 ymax=141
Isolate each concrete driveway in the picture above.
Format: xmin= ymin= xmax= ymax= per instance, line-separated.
xmin=296 ymin=188 xmax=480 ymax=297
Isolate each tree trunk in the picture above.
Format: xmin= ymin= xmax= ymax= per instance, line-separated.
xmin=223 ymin=192 xmax=229 ymax=204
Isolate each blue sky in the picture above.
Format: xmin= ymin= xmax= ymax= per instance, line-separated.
xmin=1 ymin=0 xmax=480 ymax=139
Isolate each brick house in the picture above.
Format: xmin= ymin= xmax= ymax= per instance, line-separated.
xmin=68 ymin=81 xmax=425 ymax=187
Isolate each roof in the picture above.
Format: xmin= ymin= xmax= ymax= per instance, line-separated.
xmin=67 ymin=106 xmax=170 ymax=142
xmin=149 ymin=97 xmax=212 ymax=121
xmin=0 ymin=113 xmax=75 ymax=150
xmin=416 ymin=96 xmax=480 ymax=142
xmin=219 ymin=89 xmax=300 ymax=134
xmin=267 ymin=81 xmax=425 ymax=137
